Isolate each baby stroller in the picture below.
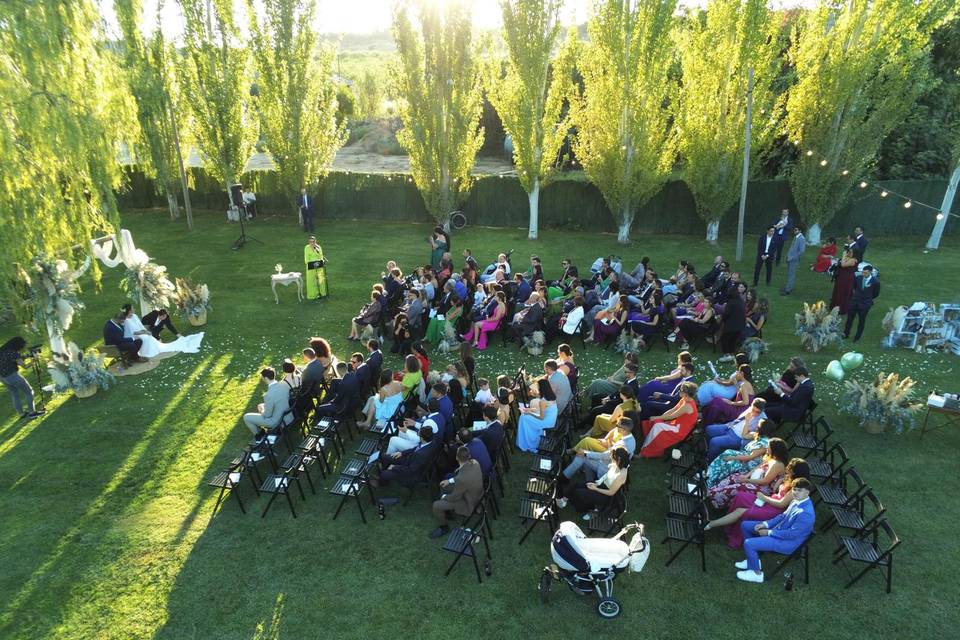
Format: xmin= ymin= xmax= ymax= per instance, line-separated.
xmin=538 ymin=521 xmax=649 ymax=619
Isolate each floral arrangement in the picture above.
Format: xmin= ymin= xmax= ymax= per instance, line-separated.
xmin=437 ymin=323 xmax=459 ymax=354
xmin=20 ymin=254 xmax=91 ymax=335
xmin=614 ymin=332 xmax=643 ymax=354
xmin=741 ymin=337 xmax=768 ymax=363
xmin=839 ymin=372 xmax=923 ymax=434
xmin=794 ymin=301 xmax=843 ymax=352
xmin=275 ymin=264 xmax=284 ymax=274
xmin=172 ymin=278 xmax=212 ymax=318
xmin=523 ymin=330 xmax=546 ymax=356
xmin=121 ymin=261 xmax=175 ymax=310
xmin=48 ymin=342 xmax=114 ymax=392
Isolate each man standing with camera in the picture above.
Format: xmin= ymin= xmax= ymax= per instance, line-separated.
xmin=0 ymin=337 xmax=44 ymax=420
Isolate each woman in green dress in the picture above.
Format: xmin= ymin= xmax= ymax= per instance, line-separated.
xmin=304 ymin=236 xmax=327 ymax=299
xmin=428 ymin=226 xmax=449 ymax=270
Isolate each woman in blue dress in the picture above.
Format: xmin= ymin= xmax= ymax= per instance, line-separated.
xmin=697 ymin=353 xmax=749 ymax=405
xmin=635 ymin=351 xmax=693 ymax=404
xmin=516 ymin=378 xmax=558 ymax=453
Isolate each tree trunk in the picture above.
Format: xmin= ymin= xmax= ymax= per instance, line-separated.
xmin=705 ymin=220 xmax=720 ymax=244
xmin=926 ymin=162 xmax=959 ymax=251
xmin=807 ymin=222 xmax=822 ymax=246
xmin=528 ymin=178 xmax=540 ymax=240
xmin=169 ymin=102 xmax=193 ymax=230
xmin=617 ymin=204 xmax=634 ymax=244
xmin=166 ymin=192 xmax=180 ymax=220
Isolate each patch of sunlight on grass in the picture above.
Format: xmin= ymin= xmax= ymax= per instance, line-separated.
xmin=251 ymin=593 xmax=286 ymax=640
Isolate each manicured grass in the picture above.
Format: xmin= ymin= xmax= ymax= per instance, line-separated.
xmin=0 ymin=209 xmax=957 ymax=639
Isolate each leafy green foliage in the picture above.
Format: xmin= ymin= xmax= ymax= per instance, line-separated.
xmin=570 ymin=0 xmax=678 ymax=244
xmin=391 ymin=0 xmax=485 ymax=223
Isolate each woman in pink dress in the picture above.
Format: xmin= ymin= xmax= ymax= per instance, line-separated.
xmin=829 ymin=248 xmax=859 ymax=315
xmin=701 ymin=365 xmax=756 ymax=425
xmin=639 ymin=382 xmax=699 ymax=458
xmin=707 ymin=438 xmax=789 ymax=509
xmin=462 ymin=291 xmax=506 ymax=350
xmin=703 ymin=459 xmax=810 ymax=549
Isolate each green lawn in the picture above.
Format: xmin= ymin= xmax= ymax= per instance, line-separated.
xmin=0 ymin=210 xmax=958 ymax=639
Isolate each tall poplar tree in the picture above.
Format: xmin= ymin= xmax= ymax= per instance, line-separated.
xmin=115 ymin=0 xmax=194 ymax=228
xmin=391 ymin=0 xmax=485 ymax=225
xmin=487 ymin=0 xmax=573 ymax=240
xmin=571 ymin=0 xmax=678 ymax=244
xmin=247 ymin=0 xmax=345 ymax=219
xmin=178 ymin=0 xmax=255 ymax=204
xmin=784 ymin=0 xmax=955 ymax=244
xmin=675 ymin=0 xmax=779 ymax=244
xmin=0 ymin=0 xmax=136 ymax=307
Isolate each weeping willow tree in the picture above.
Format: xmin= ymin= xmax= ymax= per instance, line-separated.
xmin=115 ymin=0 xmax=194 ymax=228
xmin=486 ymin=0 xmax=574 ymax=240
xmin=0 ymin=1 xmax=136 ymax=311
xmin=247 ymin=0 xmax=345 ymax=219
xmin=675 ymin=0 xmax=779 ymax=244
xmin=571 ymin=0 xmax=678 ymax=244
xmin=784 ymin=0 xmax=955 ymax=245
xmin=391 ymin=0 xmax=485 ymax=225
xmin=178 ymin=0 xmax=255 ymax=205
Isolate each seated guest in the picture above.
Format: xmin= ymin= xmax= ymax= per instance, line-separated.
xmin=811 ymin=237 xmax=838 ymax=273
xmin=358 ymin=370 xmax=405 ymax=428
xmin=373 ymin=426 xmax=438 ymax=489
xmin=673 ymin=299 xmax=716 ymax=350
xmin=425 ymin=381 xmax=454 ymax=426
xmin=516 ymin=378 xmax=558 ymax=453
xmin=299 ymin=347 xmax=324 ymax=393
xmin=558 ymin=447 xmax=630 ymax=515
xmin=473 ymin=404 xmax=505 ymax=459
xmin=495 ymin=381 xmax=513 ymax=425
xmin=547 ymin=295 xmax=586 ymax=342
xmin=639 ymin=382 xmax=699 ymax=458
xmin=757 ymin=357 xmax=805 ymax=403
xmin=639 ymin=362 xmax=696 ymax=419
xmin=586 ymin=365 xmax=640 ymax=423
xmin=587 ymin=385 xmax=637 ymax=438
xmin=705 ymin=459 xmax=810 ymax=549
xmin=583 ymin=352 xmax=639 ymax=403
xmin=697 ymin=353 xmax=749 ymax=404
xmin=103 ymin=312 xmax=146 ymax=364
xmin=399 ymin=354 xmax=423 ymax=397
xmin=315 ymin=362 xmax=361 ymax=419
xmin=629 ymin=292 xmax=663 ymax=349
xmin=743 ymin=296 xmax=768 ymax=340
xmin=701 ymin=365 xmax=756 ymax=426
xmin=556 ymin=344 xmax=578 ymax=389
xmin=309 ymin=337 xmax=339 ymax=384
xmin=348 ymin=291 xmax=383 ymax=341
xmin=280 ymin=359 xmax=301 ymax=392
xmin=513 ymin=272 xmax=532 ymax=306
xmin=463 ymin=290 xmax=507 ymax=350
xmin=635 ymin=351 xmax=693 ymax=403
xmin=706 ymin=418 xmax=776 ymax=487
xmin=734 ymin=478 xmax=815 ymax=583
xmin=705 ymin=398 xmax=766 ymax=461
xmin=388 ymin=398 xmax=445 ymax=455
xmin=474 ymin=378 xmax=495 ymax=406
xmin=442 ymin=428 xmax=491 ymax=479
xmin=545 ymin=359 xmax=572 ymax=416
xmin=708 ymin=438 xmax=788 ymax=508
xmin=718 ymin=287 xmax=746 ymax=356
xmin=510 ymin=292 xmax=544 ymax=343
xmin=573 ymin=412 xmax=636 ymax=453
xmin=561 ymin=418 xmax=637 ymax=486
xmin=763 ymin=367 xmax=814 ymax=424
xmin=701 ymin=255 xmax=725 ymax=288
xmin=411 ymin=341 xmax=430 ymax=381
xmin=141 ymin=308 xmax=179 ymax=340
xmin=242 ymin=367 xmax=293 ymax=436
xmin=430 ymin=446 xmax=484 ymax=538
xmin=590 ymin=294 xmax=629 ymax=346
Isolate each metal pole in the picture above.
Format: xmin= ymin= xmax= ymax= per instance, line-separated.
xmin=736 ymin=68 xmax=754 ymax=262
xmin=926 ymin=162 xmax=959 ymax=251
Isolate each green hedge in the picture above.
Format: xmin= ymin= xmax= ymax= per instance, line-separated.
xmin=117 ymin=169 xmax=953 ymax=237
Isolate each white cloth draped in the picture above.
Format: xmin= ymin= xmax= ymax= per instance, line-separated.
xmin=123 ymin=314 xmax=204 ymax=359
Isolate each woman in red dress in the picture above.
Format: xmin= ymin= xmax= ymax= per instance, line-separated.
xmin=639 ymin=382 xmax=699 ymax=458
xmin=829 ymin=248 xmax=859 ymax=315
xmin=811 ymin=237 xmax=837 ymax=273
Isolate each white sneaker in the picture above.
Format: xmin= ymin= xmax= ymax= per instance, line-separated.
xmin=581 ymin=512 xmax=593 ymax=522
xmin=735 ymin=560 xmax=748 ymax=570
xmin=556 ymin=497 xmax=568 ymax=509
xmin=680 ymin=342 xmax=690 ymax=350
xmin=737 ymin=570 xmax=764 ymax=584
xmin=666 ymin=331 xmax=677 ymax=343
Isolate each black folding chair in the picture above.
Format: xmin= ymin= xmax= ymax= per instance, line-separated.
xmin=518 ymin=481 xmax=559 ymax=545
xmin=260 ymin=457 xmax=307 ymax=518
xmin=764 ymin=532 xmax=814 ymax=584
xmin=822 ymin=488 xmax=886 ymax=535
xmin=833 ymin=519 xmax=900 ymax=593
xmin=585 ymin=483 xmax=628 ymax=537
xmin=443 ymin=505 xmax=492 ymax=583
xmin=789 ymin=416 xmax=833 ymax=457
xmin=330 ymin=460 xmax=378 ymax=523
xmin=816 ymin=467 xmax=867 ymax=509
xmin=208 ymin=449 xmax=260 ymax=515
xmin=808 ymin=441 xmax=849 ymax=484
xmin=663 ymin=501 xmax=707 ymax=571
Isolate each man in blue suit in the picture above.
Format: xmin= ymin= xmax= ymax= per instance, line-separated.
xmin=103 ymin=312 xmax=146 ymax=365
xmin=736 ymin=478 xmax=815 ymax=583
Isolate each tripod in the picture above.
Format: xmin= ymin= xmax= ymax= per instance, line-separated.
xmin=27 ymin=352 xmax=48 ymax=414
xmin=231 ymin=204 xmax=263 ymax=250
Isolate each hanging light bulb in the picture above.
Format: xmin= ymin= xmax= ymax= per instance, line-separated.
xmin=819 ymin=159 xmax=828 ymax=167
xmin=859 ymin=181 xmax=868 ymax=188
xmin=937 ymin=213 xmax=945 ymax=220
xmin=903 ymin=201 xmax=912 ymax=209
xmin=841 ymin=170 xmax=849 ymax=176
xmin=880 ymin=190 xmax=888 ymax=197
xmin=805 ymin=150 xmax=814 ymax=156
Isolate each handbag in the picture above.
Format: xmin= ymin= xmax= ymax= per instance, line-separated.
xmin=307 ymin=260 xmax=325 ymax=270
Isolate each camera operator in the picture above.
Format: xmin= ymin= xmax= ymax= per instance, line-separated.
xmin=0 ymin=337 xmax=43 ymax=420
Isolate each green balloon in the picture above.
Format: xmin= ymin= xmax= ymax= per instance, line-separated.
xmin=825 ymin=360 xmax=845 ymax=382
xmin=840 ymin=352 xmax=864 ymax=371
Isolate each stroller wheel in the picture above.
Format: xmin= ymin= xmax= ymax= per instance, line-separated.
xmin=596 ymin=597 xmax=622 ymax=619
xmin=538 ymin=569 xmax=552 ymax=603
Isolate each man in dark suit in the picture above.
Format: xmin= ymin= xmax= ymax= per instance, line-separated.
xmin=315 ymin=362 xmax=360 ymax=418
xmin=753 ymin=227 xmax=776 ymax=286
xmin=640 ymin=364 xmax=696 ymax=419
xmin=702 ymin=256 xmax=725 ymax=289
xmin=510 ymin=292 xmax=544 ymax=342
xmin=103 ymin=313 xmax=146 ymax=364
xmin=141 ymin=309 xmax=179 ymax=340
xmin=853 ymin=226 xmax=869 ymax=258
xmin=473 ymin=405 xmax=505 ymax=460
xmin=430 ymin=445 xmax=484 ymax=538
xmin=298 ymin=188 xmax=314 ymax=232
xmin=366 ymin=339 xmax=383 ymax=381
xmin=844 ymin=265 xmax=880 ymax=342
xmin=764 ymin=368 xmax=814 ymax=424
xmin=771 ymin=209 xmax=793 ymax=265
xmin=374 ymin=426 xmax=438 ymax=488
